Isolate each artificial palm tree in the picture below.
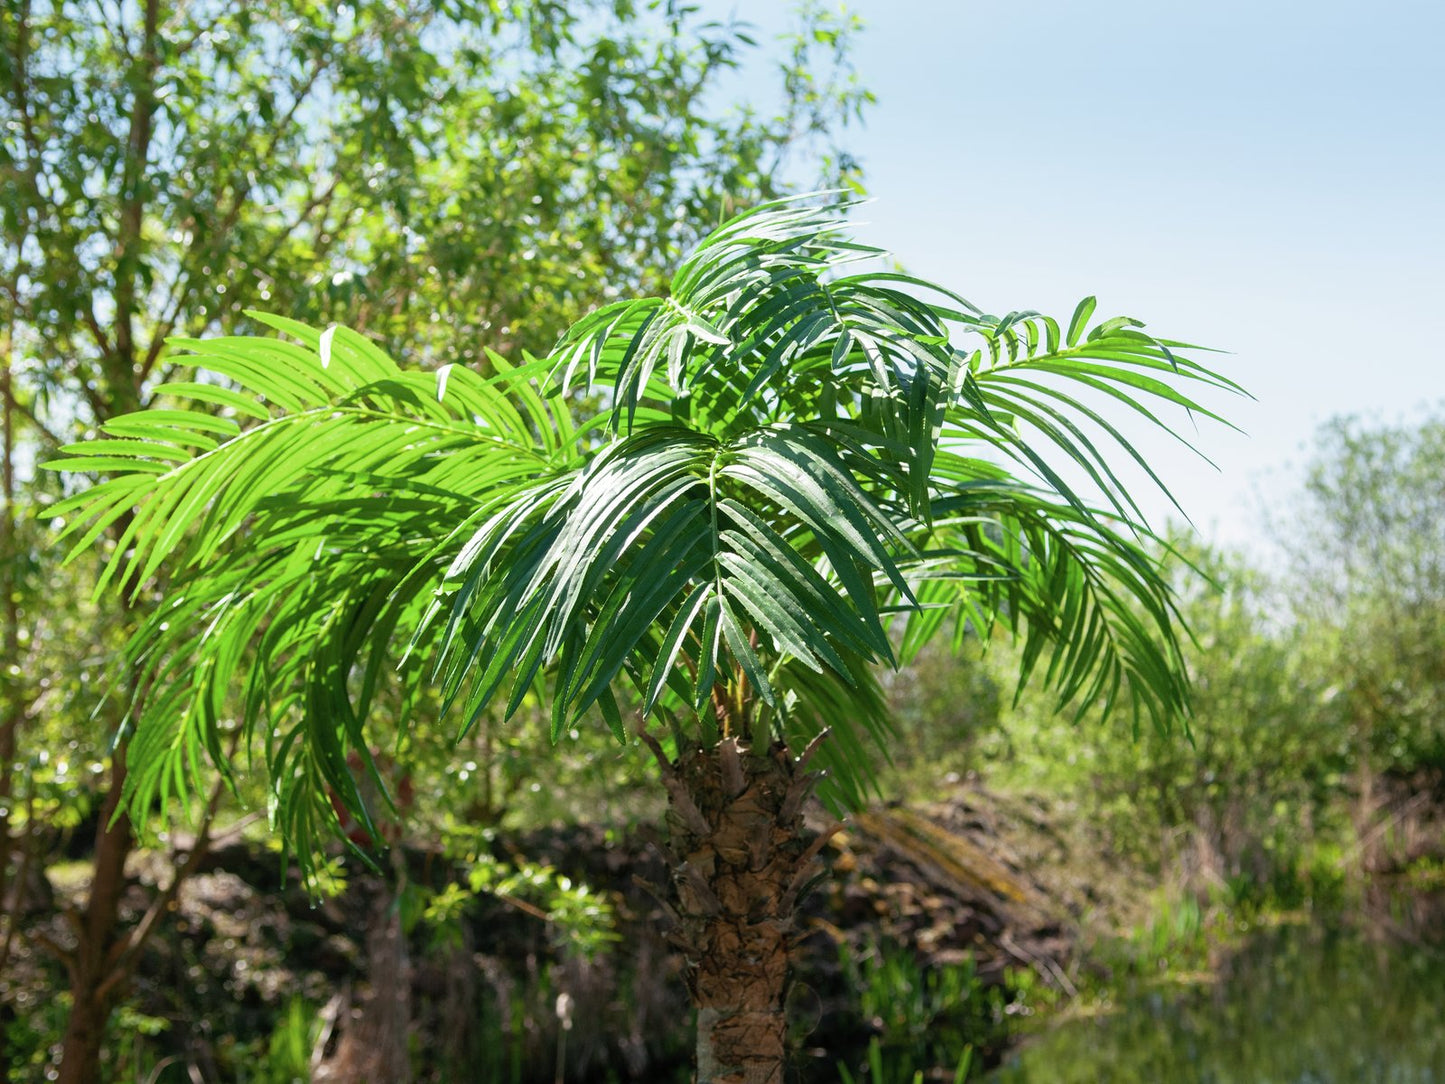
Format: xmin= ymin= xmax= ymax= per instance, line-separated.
xmin=52 ymin=197 xmax=1240 ymax=1083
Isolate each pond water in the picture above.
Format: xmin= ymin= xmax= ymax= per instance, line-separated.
xmin=987 ymin=909 xmax=1445 ymax=1084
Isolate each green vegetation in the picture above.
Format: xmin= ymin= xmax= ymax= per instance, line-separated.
xmin=977 ymin=542 xmax=1354 ymax=914
xmin=838 ymin=939 xmax=992 ymax=1074
xmin=3 ymin=3 xmax=1443 ymax=1083
xmin=838 ymin=1037 xmax=973 ymax=1084
xmin=48 ymin=194 xmax=1235 ymax=1081
xmin=1 ymin=2 xmax=873 ymax=1078
xmin=991 ymin=923 xmax=1445 ymax=1083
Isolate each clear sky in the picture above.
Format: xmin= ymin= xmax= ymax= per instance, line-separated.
xmin=720 ymin=0 xmax=1445 ymax=561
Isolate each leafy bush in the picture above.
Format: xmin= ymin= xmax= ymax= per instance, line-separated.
xmin=982 ymin=541 xmax=1352 ymax=908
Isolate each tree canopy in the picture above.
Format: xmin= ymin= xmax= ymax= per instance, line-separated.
xmin=1 ymin=0 xmax=870 ymax=434
xmin=50 ymin=196 xmax=1243 ymax=865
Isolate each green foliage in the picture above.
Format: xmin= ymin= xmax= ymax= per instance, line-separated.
xmin=836 ymin=1036 xmax=974 ymax=1084
xmin=253 ymin=997 xmax=323 ymax=1084
xmin=0 ymin=500 xmax=135 ymax=880
xmin=0 ymin=10 xmax=881 ymax=1064
xmin=51 ymin=195 xmax=1238 ymax=872
xmin=1283 ymin=411 xmax=1445 ymax=776
xmin=878 ymin=636 xmax=1003 ymax=797
xmin=1113 ymin=892 xmax=1217 ymax=976
xmin=839 ymin=939 xmax=995 ymax=1075
xmin=984 ymin=540 xmax=1352 ymax=908
xmin=421 ymin=845 xmax=618 ymax=960
xmin=1 ymin=0 xmax=871 ymax=432
xmin=1 ymin=987 xmax=68 ymax=1081
xmin=970 ymin=413 xmax=1445 ymax=921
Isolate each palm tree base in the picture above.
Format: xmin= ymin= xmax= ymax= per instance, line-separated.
xmin=643 ymin=732 xmax=832 ymax=1084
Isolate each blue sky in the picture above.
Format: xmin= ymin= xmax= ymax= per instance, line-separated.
xmin=722 ymin=0 xmax=1445 ymax=559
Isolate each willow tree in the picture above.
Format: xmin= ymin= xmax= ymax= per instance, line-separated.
xmin=52 ymin=198 xmax=1239 ymax=1083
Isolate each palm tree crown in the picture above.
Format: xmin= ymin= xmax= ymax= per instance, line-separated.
xmin=51 ymin=195 xmax=1241 ymax=858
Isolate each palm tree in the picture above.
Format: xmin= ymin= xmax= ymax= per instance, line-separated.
xmin=52 ymin=197 xmax=1240 ymax=1083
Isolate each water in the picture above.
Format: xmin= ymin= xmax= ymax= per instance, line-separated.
xmin=988 ymin=916 xmax=1445 ymax=1084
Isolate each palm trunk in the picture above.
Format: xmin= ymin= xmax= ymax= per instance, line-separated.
xmin=645 ymin=733 xmax=831 ymax=1084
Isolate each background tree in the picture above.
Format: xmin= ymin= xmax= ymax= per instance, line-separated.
xmin=0 ymin=1 xmax=870 ymax=1078
xmin=54 ymin=197 xmax=1241 ymax=1083
xmin=985 ymin=540 xmax=1349 ymax=908
xmin=1280 ymin=411 xmax=1445 ymax=869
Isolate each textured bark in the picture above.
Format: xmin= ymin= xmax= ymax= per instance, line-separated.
xmin=653 ymin=735 xmax=827 ymax=1084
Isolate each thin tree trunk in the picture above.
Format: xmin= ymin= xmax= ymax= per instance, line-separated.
xmin=317 ymin=849 xmax=413 ymax=1084
xmin=643 ymin=733 xmax=833 ymax=1084
xmin=0 ymin=303 xmax=19 ymax=949
xmin=55 ymin=743 xmax=134 ymax=1084
xmin=53 ymin=6 xmax=163 ymax=1070
xmin=50 ymin=748 xmax=226 ymax=1084
xmin=107 ymin=0 xmax=161 ymax=410
xmin=0 ymin=272 xmax=22 ymax=1084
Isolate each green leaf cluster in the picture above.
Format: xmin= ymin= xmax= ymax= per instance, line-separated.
xmin=49 ymin=195 xmax=1241 ymax=867
xmin=979 ymin=540 xmax=1352 ymax=907
xmin=2 ymin=0 xmax=872 ymax=434
xmin=1284 ymin=412 xmax=1445 ymax=775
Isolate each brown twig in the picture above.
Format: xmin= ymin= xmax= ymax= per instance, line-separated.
xmin=29 ymin=928 xmax=77 ymax=979
xmin=780 ymin=819 xmax=844 ymax=912
xmin=718 ymin=735 xmax=745 ymax=798
xmin=638 ymin=728 xmax=712 ymax=837
xmin=795 ymin=727 xmax=832 ymax=773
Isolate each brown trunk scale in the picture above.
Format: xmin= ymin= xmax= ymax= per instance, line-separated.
xmin=643 ymin=732 xmax=834 ymax=1084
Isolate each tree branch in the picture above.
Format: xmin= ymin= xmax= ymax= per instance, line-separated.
xmin=251 ymin=174 xmax=342 ymax=272
xmin=81 ymin=301 xmax=115 ymax=365
xmin=109 ymin=0 xmax=163 ymax=405
xmin=95 ymin=763 xmax=228 ymax=1005
xmin=6 ymin=391 xmax=60 ymax=449
xmin=28 ymin=928 xmax=78 ymax=979
xmin=141 ymin=57 xmax=333 ymax=380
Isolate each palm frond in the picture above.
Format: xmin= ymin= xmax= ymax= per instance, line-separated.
xmin=947 ymin=298 xmax=1247 ymax=524
xmin=550 ymin=196 xmax=964 ymax=517
xmin=424 ymin=421 xmax=915 ymax=750
xmin=46 ymin=321 xmax=582 ymax=859
xmin=912 ymin=477 xmax=1193 ymax=735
